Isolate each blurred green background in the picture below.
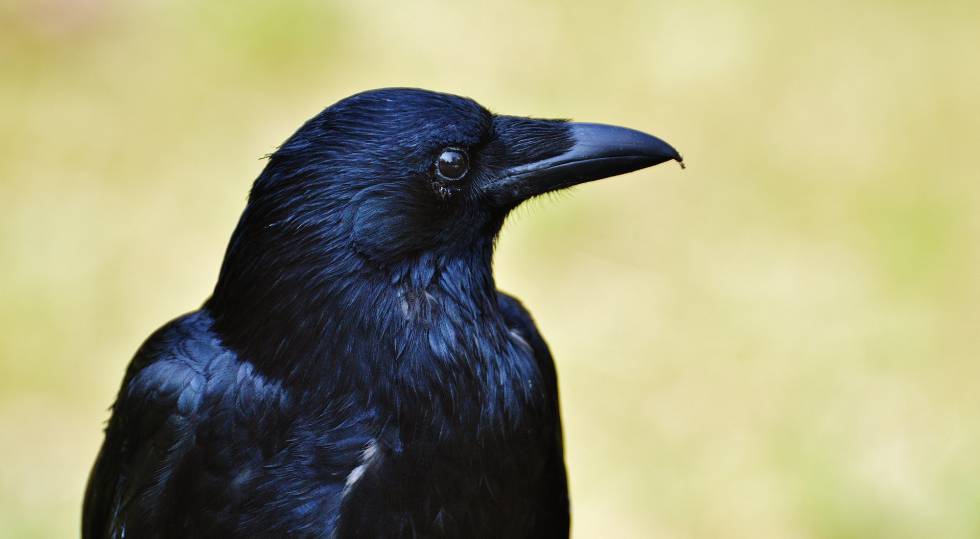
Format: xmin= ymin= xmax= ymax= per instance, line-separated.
xmin=2 ymin=0 xmax=978 ymax=537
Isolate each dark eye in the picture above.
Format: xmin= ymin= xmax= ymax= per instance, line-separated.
xmin=436 ymin=148 xmax=469 ymax=180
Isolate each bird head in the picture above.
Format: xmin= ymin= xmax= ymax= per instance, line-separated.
xmin=208 ymin=88 xmax=680 ymax=379
xmin=230 ymin=88 xmax=681 ymax=270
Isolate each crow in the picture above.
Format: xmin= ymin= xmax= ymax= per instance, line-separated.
xmin=83 ymin=88 xmax=681 ymax=538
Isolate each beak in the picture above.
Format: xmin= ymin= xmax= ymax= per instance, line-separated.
xmin=483 ymin=122 xmax=682 ymax=208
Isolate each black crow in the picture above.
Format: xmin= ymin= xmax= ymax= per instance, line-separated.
xmin=83 ymin=88 xmax=681 ymax=538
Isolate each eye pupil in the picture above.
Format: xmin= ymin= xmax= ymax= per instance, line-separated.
xmin=436 ymin=148 xmax=468 ymax=180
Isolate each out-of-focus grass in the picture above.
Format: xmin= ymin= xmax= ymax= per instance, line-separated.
xmin=1 ymin=1 xmax=978 ymax=537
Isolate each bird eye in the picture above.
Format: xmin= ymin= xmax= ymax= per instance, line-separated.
xmin=435 ymin=148 xmax=469 ymax=180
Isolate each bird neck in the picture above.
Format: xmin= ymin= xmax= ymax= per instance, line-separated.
xmin=208 ymin=232 xmax=549 ymax=442
xmin=207 ymin=235 xmax=506 ymax=389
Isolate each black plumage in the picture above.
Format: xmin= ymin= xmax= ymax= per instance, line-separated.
xmin=83 ymin=88 xmax=680 ymax=538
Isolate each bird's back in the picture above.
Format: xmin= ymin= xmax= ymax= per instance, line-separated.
xmin=83 ymin=310 xmax=373 ymax=537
